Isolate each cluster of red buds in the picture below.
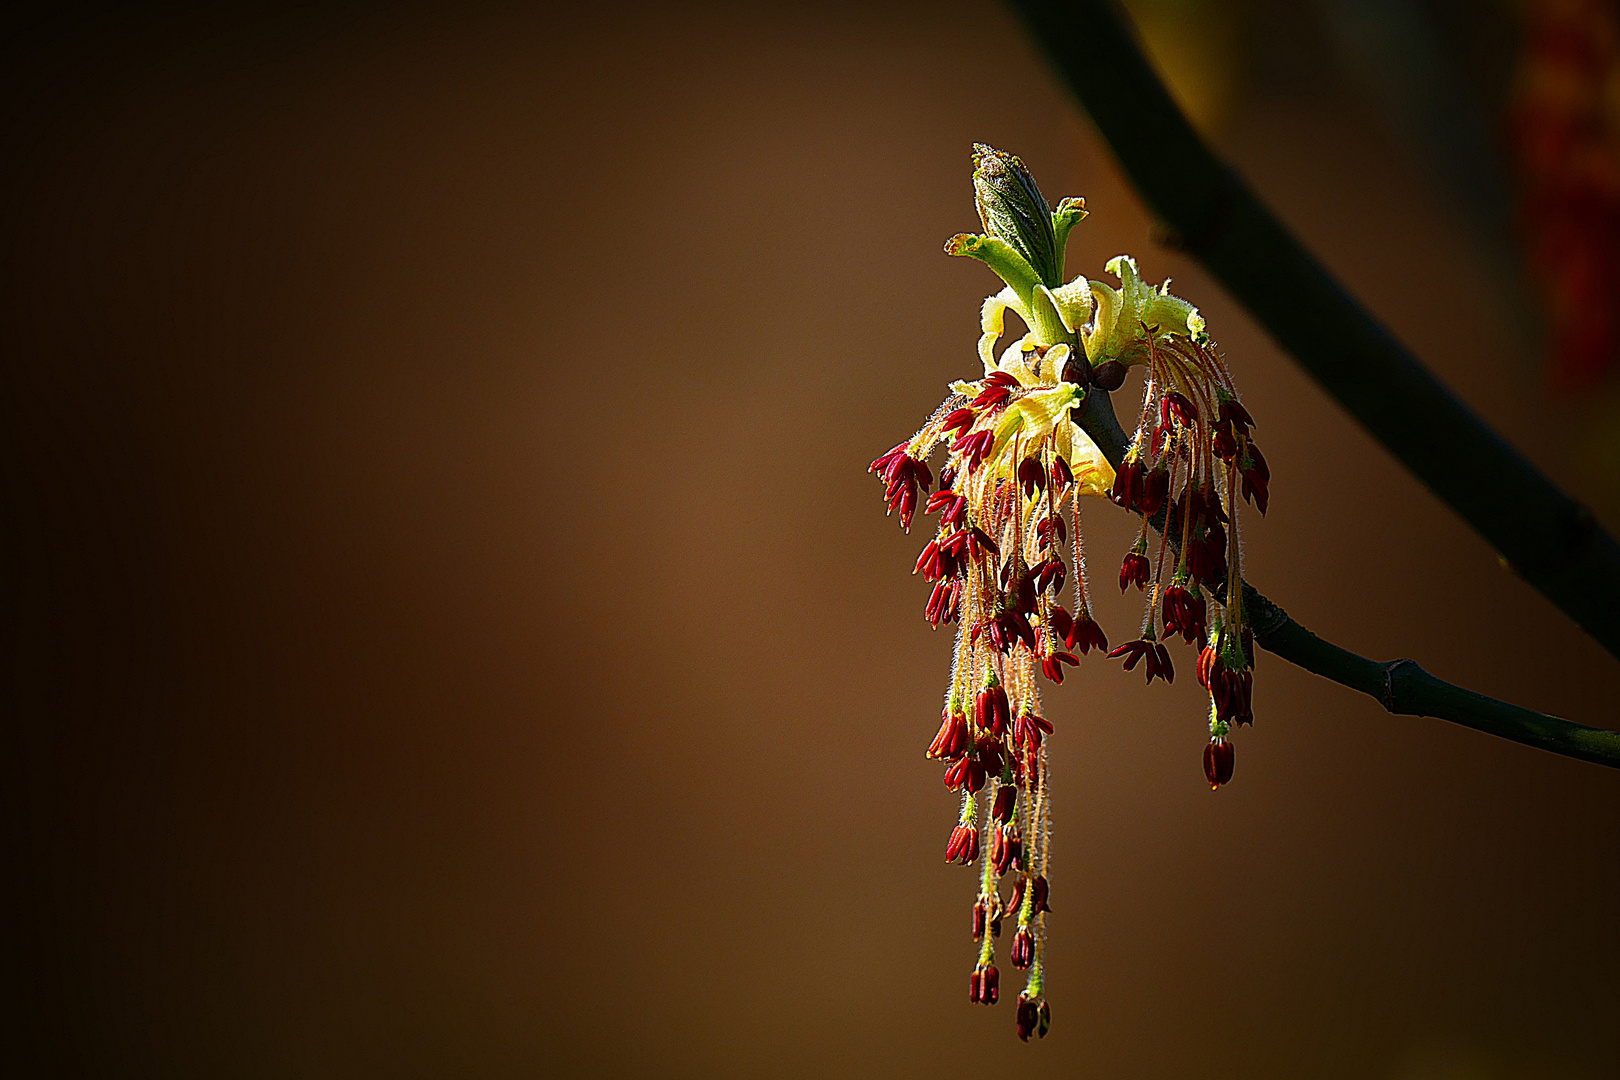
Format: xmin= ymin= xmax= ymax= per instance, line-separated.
xmin=1104 ymin=310 xmax=1266 ymax=786
xmin=869 ymin=146 xmax=1271 ymax=1040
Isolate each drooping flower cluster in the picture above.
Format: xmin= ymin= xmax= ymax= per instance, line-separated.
xmin=869 ymin=146 xmax=1271 ymax=1041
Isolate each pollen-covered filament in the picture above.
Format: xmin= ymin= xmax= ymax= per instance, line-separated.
xmin=870 ymin=146 xmax=1270 ymax=1042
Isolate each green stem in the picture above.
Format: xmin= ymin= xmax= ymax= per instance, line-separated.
xmin=1010 ymin=0 xmax=1620 ymax=664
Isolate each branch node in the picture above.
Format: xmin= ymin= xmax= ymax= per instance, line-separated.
xmin=1380 ymin=658 xmax=1425 ymax=714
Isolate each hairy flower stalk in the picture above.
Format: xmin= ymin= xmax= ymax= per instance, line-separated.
xmin=869 ymin=146 xmax=1272 ymax=1040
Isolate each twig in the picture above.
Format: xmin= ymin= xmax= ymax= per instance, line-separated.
xmin=1010 ymin=0 xmax=1620 ymax=663
xmin=1072 ymin=388 xmax=1620 ymax=769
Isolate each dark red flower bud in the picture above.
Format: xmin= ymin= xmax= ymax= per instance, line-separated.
xmin=939 ymin=464 xmax=958 ymax=489
xmin=1010 ymin=927 xmax=1035 ymax=969
xmin=1038 ymin=1000 xmax=1051 ymax=1038
xmin=1119 ymin=551 xmax=1150 ymax=591
xmin=945 ymin=822 xmax=980 ymax=864
xmin=972 ymin=897 xmax=990 ymax=940
xmin=1016 ymin=995 xmax=1040 ymax=1040
xmin=991 ymin=784 xmax=1017 ymax=824
xmin=991 ymin=826 xmax=1021 ymax=876
xmin=985 ymin=371 xmax=1021 ymax=389
xmin=1219 ymin=397 xmax=1254 ymax=436
xmin=1031 ymin=875 xmax=1050 ymax=913
xmin=1068 ymin=614 xmax=1108 ymax=655
xmin=1018 ymin=457 xmax=1047 ymax=498
xmin=1150 ymin=642 xmax=1175 ymax=684
xmin=1165 ymin=391 xmax=1198 ymax=426
xmin=1110 ymin=457 xmax=1143 ymax=511
xmin=1051 ymin=454 xmax=1074 ymax=490
xmin=1204 ymin=737 xmax=1235 ymax=789
xmin=1142 ymin=466 xmax=1169 ymax=516
xmin=1048 ymin=603 xmax=1074 ymax=646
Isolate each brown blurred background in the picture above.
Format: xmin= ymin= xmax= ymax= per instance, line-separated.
xmin=4 ymin=2 xmax=1619 ymax=1077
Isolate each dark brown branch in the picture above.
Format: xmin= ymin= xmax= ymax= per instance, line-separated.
xmin=1071 ymin=389 xmax=1620 ymax=769
xmin=1010 ymin=0 xmax=1620 ymax=663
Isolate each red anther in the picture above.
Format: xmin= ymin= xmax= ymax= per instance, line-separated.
xmin=1048 ymin=603 xmax=1074 ymax=646
xmin=925 ymin=489 xmax=955 ymax=515
xmin=1005 ymin=875 xmax=1027 ymax=917
xmin=943 ymin=755 xmax=988 ymax=793
xmin=990 ymin=827 xmax=1013 ymax=875
xmin=987 ymin=684 xmax=1009 ymax=736
xmin=939 ymin=530 xmax=968 ymax=558
xmin=969 ymin=964 xmax=1000 ymax=1005
xmin=1013 ymin=710 xmax=1053 ymax=752
xmin=1204 ymin=737 xmax=1235 ymax=789
xmin=869 ymin=441 xmax=907 ymax=474
xmin=975 ymin=735 xmax=1006 ymax=777
xmin=1015 ymin=573 xmax=1038 ymax=614
xmin=943 ymin=581 xmax=963 ymax=623
xmin=1151 ymin=642 xmax=1175 ymax=684
xmin=939 ymin=464 xmax=958 ymax=489
xmin=1220 ymin=397 xmax=1254 ymax=435
xmin=1190 ymin=485 xmax=1227 ymax=526
xmin=1197 ymin=642 xmax=1219 ymax=690
xmin=942 ymin=408 xmax=976 ymax=436
xmin=1039 ymin=651 xmax=1079 ymax=684
xmin=971 ymin=384 xmax=1012 ymax=410
xmin=972 ymin=897 xmax=990 ymax=940
xmin=1010 ymin=927 xmax=1035 ymax=969
xmin=1036 ymin=512 xmax=1067 ymax=546
xmin=1119 ymin=551 xmax=1151 ymax=591
xmin=1213 ymin=426 xmax=1237 ymax=460
xmin=1212 ymin=666 xmax=1254 ymax=727
xmin=985 ymin=371 xmax=1021 ymax=389
xmin=925 ymin=580 xmax=947 ymax=624
xmin=1017 ymin=457 xmax=1047 ymax=498
xmin=1016 ymin=995 xmax=1040 ymax=1041
xmin=1051 ymin=454 xmax=1074 ymax=491
xmin=1038 ymin=1001 xmax=1051 ymax=1038
xmin=1007 ymin=610 xmax=1038 ymax=653
xmin=914 ymin=539 xmax=940 ymax=577
xmin=1142 ymin=467 xmax=1170 ymax=516
xmin=969 ymin=527 xmax=999 ymax=559
xmin=1109 ymin=638 xmax=1153 ymax=672
xmin=1246 ymin=442 xmax=1270 ymax=481
xmin=1031 ymin=875 xmax=1050 ymax=913
xmin=927 ymin=709 xmax=970 ymax=760
xmin=1110 ymin=457 xmax=1143 ymax=510
xmin=991 ymin=785 xmax=1017 ymax=824
xmin=899 ymin=485 xmax=918 ymax=530
xmin=1161 ymin=584 xmax=1205 ymax=644
xmin=1045 ymin=558 xmax=1068 ymax=595
xmin=1165 ymin=391 xmax=1198 ymax=426
xmin=1068 ymin=614 xmax=1109 ymax=655
xmin=946 ymin=822 xmax=980 ymax=864
xmin=913 ymin=459 xmax=933 ymax=492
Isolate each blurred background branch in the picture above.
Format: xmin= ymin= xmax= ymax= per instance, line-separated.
xmin=1012 ymin=0 xmax=1620 ymax=663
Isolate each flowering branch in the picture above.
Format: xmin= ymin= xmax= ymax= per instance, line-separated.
xmin=1010 ymin=0 xmax=1620 ymax=663
xmin=1073 ymin=389 xmax=1620 ymax=769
